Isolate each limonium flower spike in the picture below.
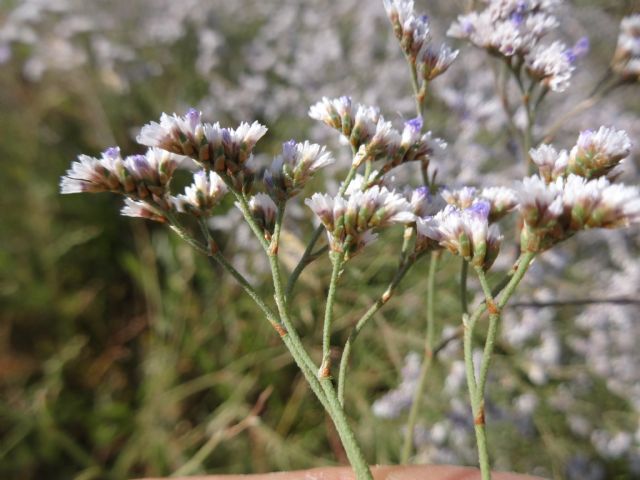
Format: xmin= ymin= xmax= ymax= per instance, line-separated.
xmin=417 ymin=202 xmax=502 ymax=270
xmin=568 ymin=127 xmax=632 ymax=179
xmin=517 ymin=174 xmax=640 ymax=252
xmin=265 ymin=140 xmax=335 ymax=201
xmin=60 ymin=147 xmax=178 ymax=209
xmin=173 ymin=170 xmax=227 ymax=217
xmin=306 ymin=186 xmax=415 ymax=257
xmin=138 ymin=109 xmax=268 ymax=178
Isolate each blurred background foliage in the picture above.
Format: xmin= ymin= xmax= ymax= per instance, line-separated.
xmin=0 ymin=1 xmax=639 ymax=479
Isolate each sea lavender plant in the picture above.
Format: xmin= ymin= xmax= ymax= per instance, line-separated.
xmin=58 ymin=1 xmax=640 ymax=479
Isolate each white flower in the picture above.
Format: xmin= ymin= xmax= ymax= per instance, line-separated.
xmin=245 ymin=193 xmax=278 ymax=234
xmin=530 ymin=144 xmax=568 ymax=182
xmin=441 ymin=186 xmax=477 ymax=209
xmin=60 ymin=146 xmax=127 ymax=194
xmin=137 ymin=108 xmax=205 ymax=155
xmin=308 ymin=96 xmax=353 ymax=132
xmin=419 ymin=43 xmax=459 ymax=81
xmin=480 ymin=186 xmax=519 ymax=220
xmin=417 ymin=203 xmax=502 ymax=269
xmin=121 ymin=198 xmax=167 ymax=223
xmin=305 ymin=186 xmax=414 ymax=256
xmin=568 ymin=127 xmax=632 ymax=178
xmin=525 ymin=41 xmax=575 ymax=92
xmin=265 ymin=140 xmax=334 ymax=200
xmin=174 ymin=170 xmax=227 ymax=216
xmin=613 ymin=14 xmax=640 ymax=77
xmin=517 ymin=175 xmax=564 ymax=229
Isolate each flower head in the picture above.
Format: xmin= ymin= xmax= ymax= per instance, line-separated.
xmin=137 ymin=108 xmax=206 ymax=158
xmin=419 ymin=43 xmax=459 ymax=81
xmin=417 ymin=203 xmax=502 ymax=270
xmin=525 ymin=41 xmax=575 ymax=92
xmin=568 ymin=127 xmax=632 ymax=179
xmin=60 ymin=147 xmax=177 ymax=209
xmin=60 ymin=146 xmax=129 ymax=195
xmin=530 ymin=144 xmax=569 ymax=182
xmin=121 ymin=198 xmax=168 ymax=223
xmin=245 ymin=193 xmax=278 ymax=236
xmin=265 ymin=140 xmax=334 ymax=201
xmin=517 ymin=174 xmax=640 ymax=252
xmin=305 ymin=186 xmax=415 ymax=258
xmin=612 ymin=14 xmax=640 ymax=80
xmin=173 ymin=170 xmax=227 ymax=216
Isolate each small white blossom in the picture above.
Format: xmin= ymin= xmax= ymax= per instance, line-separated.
xmin=305 ymin=186 xmax=414 ymax=257
xmin=417 ymin=202 xmax=502 ymax=269
xmin=419 ymin=43 xmax=459 ymax=81
xmin=480 ymin=186 xmax=519 ymax=221
xmin=612 ymin=14 xmax=640 ymax=79
xmin=137 ymin=108 xmax=205 ymax=156
xmin=60 ymin=146 xmax=128 ymax=194
xmin=245 ymin=193 xmax=278 ymax=235
xmin=265 ymin=140 xmax=334 ymax=200
xmin=174 ymin=170 xmax=227 ymax=216
xmin=530 ymin=144 xmax=569 ymax=182
xmin=568 ymin=127 xmax=632 ymax=179
xmin=525 ymin=41 xmax=575 ymax=92
xmin=121 ymin=198 xmax=167 ymax=223
xmin=441 ymin=186 xmax=478 ymax=209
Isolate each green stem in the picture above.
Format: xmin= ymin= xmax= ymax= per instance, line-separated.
xmin=224 ymin=191 xmax=373 ymax=480
xmin=285 ymin=164 xmax=359 ymax=301
xmin=400 ymin=250 xmax=439 ymax=464
xmin=460 ymin=259 xmax=469 ymax=315
xmin=462 ymin=252 xmax=536 ymax=480
xmin=322 ymin=250 xmax=345 ymax=376
xmin=337 ymin=254 xmax=417 ymax=405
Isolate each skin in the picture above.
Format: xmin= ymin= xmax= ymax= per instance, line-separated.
xmin=141 ymin=465 xmax=546 ymax=480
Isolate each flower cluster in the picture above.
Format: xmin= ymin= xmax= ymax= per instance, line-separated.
xmin=264 ymin=140 xmax=334 ymax=201
xmin=383 ymin=0 xmax=459 ymax=85
xmin=612 ymin=14 xmax=640 ymax=81
xmin=309 ymin=98 xmax=445 ymax=178
xmin=60 ymin=147 xmax=178 ymax=212
xmin=173 ymin=171 xmax=228 ymax=217
xmin=441 ymin=186 xmax=518 ymax=222
xmin=518 ymin=174 xmax=640 ymax=252
xmin=137 ymin=108 xmax=268 ymax=189
xmin=305 ymin=186 xmax=415 ymax=258
xmin=448 ymin=0 xmax=585 ymax=92
xmin=531 ymin=126 xmax=631 ymax=181
xmin=417 ymin=202 xmax=502 ymax=270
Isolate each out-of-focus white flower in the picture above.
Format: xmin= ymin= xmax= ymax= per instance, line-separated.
xmin=612 ymin=14 xmax=640 ymax=79
xmin=406 ymin=185 xmax=434 ymax=217
xmin=305 ymin=186 xmax=414 ymax=257
xmin=568 ymin=127 xmax=632 ymax=179
xmin=173 ymin=170 xmax=227 ymax=216
xmin=419 ymin=43 xmax=459 ymax=81
xmin=441 ymin=186 xmax=478 ymax=209
xmin=448 ymin=1 xmax=559 ymax=58
xmin=265 ymin=140 xmax=334 ymax=201
xmin=417 ymin=202 xmax=502 ymax=270
xmin=525 ymin=41 xmax=575 ymax=92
